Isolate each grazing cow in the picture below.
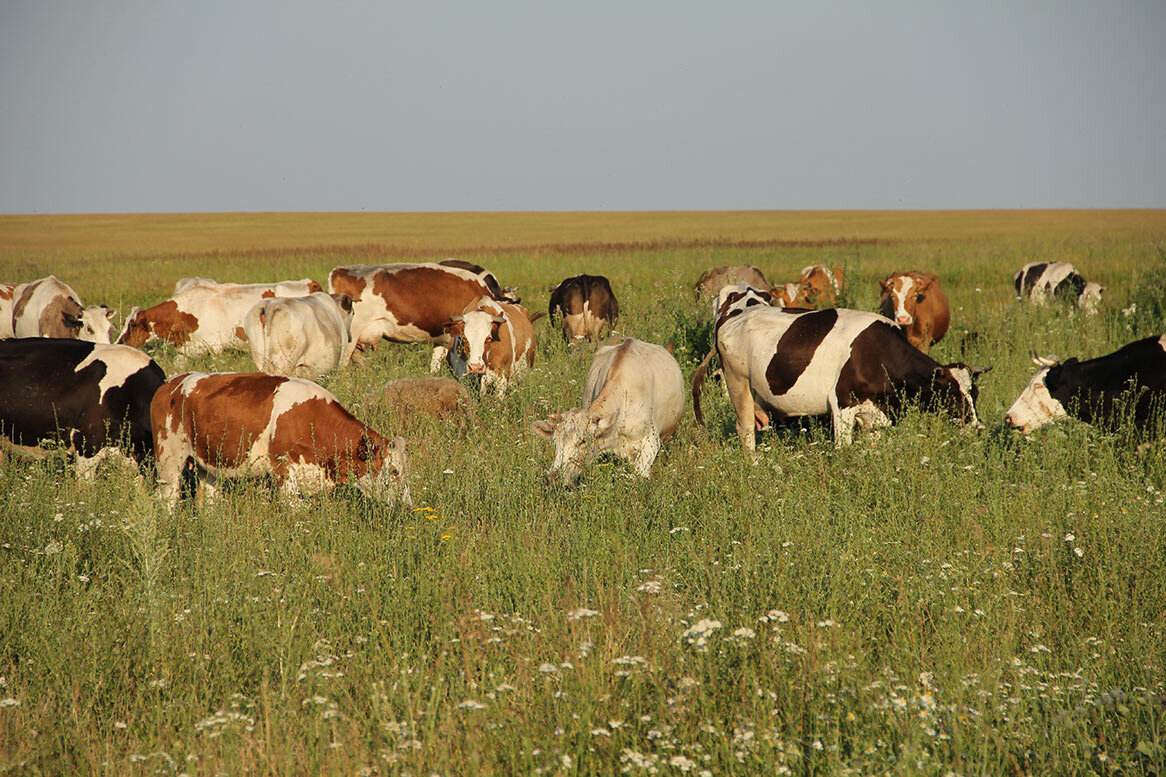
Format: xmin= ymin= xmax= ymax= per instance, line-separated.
xmin=243 ymin=292 xmax=354 ymax=378
xmin=694 ymin=265 xmax=770 ymax=298
xmin=878 ymin=271 xmax=950 ymax=353
xmin=119 ymin=279 xmax=319 ymax=356
xmin=547 ymin=274 xmax=619 ymax=342
xmin=438 ymin=259 xmax=520 ymax=303
xmin=151 ymin=372 xmax=410 ymax=507
xmin=1013 ymin=262 xmax=1103 ymax=314
xmin=0 ymin=283 xmax=16 ymax=338
xmin=772 ymin=265 xmax=845 ymax=309
xmin=533 ymin=338 xmax=684 ymax=483
xmin=693 ymin=300 xmax=986 ymax=450
xmin=1005 ymin=336 xmax=1166 ymax=435
xmin=379 ymin=377 xmax=475 ymax=428
xmin=444 ymin=296 xmax=536 ymax=396
xmin=173 ymin=277 xmax=321 ymax=298
xmin=328 ymin=262 xmax=504 ymax=369
xmin=0 ymin=338 xmax=165 ymax=477
xmin=10 ymin=276 xmax=115 ymax=342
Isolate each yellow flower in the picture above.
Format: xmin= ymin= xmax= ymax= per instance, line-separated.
xmin=441 ymin=533 xmax=452 ymax=541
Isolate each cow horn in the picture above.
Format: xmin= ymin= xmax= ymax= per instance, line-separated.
xmin=449 ymin=314 xmax=464 ymax=322
xmin=1029 ymin=351 xmax=1059 ymax=367
xmin=490 ymin=315 xmax=506 ymax=325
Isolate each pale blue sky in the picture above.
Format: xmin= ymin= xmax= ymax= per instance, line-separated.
xmin=1 ymin=1 xmax=1163 ymax=213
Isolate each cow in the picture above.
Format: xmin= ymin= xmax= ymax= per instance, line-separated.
xmin=379 ymin=377 xmax=475 ymax=428
xmin=0 ymin=283 xmax=16 ymax=338
xmin=772 ymin=265 xmax=845 ymax=309
xmin=878 ymin=271 xmax=950 ymax=353
xmin=173 ymin=277 xmax=321 ymax=297
xmin=532 ymin=338 xmax=684 ymax=483
xmin=328 ymin=262 xmax=505 ymax=370
xmin=0 ymin=338 xmax=165 ymax=477
xmin=151 ymin=372 xmax=411 ymax=508
xmin=243 ymin=292 xmax=354 ymax=378
xmin=118 ymin=279 xmax=320 ymax=356
xmin=437 ymin=259 xmax=520 ymax=303
xmin=443 ymin=296 xmax=536 ymax=396
xmin=1004 ymin=336 xmax=1166 ymax=435
xmin=547 ymin=274 xmax=619 ymax=342
xmin=1013 ymin=262 xmax=1103 ymax=314
xmin=693 ymin=298 xmax=986 ymax=450
xmin=10 ymin=276 xmax=115 ymax=342
xmin=694 ymin=265 xmax=770 ymax=298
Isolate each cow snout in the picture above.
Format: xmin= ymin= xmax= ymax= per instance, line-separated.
xmin=896 ymin=314 xmax=913 ymax=326
xmin=467 ymin=362 xmax=485 ymax=375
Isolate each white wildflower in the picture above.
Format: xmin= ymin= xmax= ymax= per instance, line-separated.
xmin=44 ymin=541 xmax=63 ymax=555
xmin=1064 ymin=532 xmax=1075 ymax=542
xmin=636 ymin=580 xmax=662 ymax=594
xmin=759 ymin=609 xmax=790 ymax=623
xmin=590 ymin=728 xmax=611 ymax=737
xmin=733 ymin=627 xmax=756 ymax=639
xmin=816 ymin=619 xmax=839 ymax=628
xmin=457 ymin=699 xmax=486 ymax=711
xmin=566 ymin=608 xmax=599 ymax=620
xmin=669 ymin=754 xmax=697 ymax=772
xmin=538 ymin=663 xmax=558 ymax=674
xmin=0 ymin=698 xmax=18 ymax=709
xmin=1074 ymin=547 xmax=1084 ymax=558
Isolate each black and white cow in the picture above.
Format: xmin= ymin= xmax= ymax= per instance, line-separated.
xmin=693 ymin=290 xmax=987 ymax=449
xmin=1014 ymin=262 xmax=1103 ymax=314
xmin=0 ymin=338 xmax=166 ymax=476
xmin=1005 ymin=335 xmax=1166 ymax=435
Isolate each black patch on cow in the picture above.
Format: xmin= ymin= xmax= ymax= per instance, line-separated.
xmin=1018 ymin=263 xmax=1048 ymax=297
xmin=1055 ymin=272 xmax=1087 ymax=302
xmin=1043 ymin=336 xmax=1166 ymax=432
xmin=765 ymin=309 xmax=838 ymax=396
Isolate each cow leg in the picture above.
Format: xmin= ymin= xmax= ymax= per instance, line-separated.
xmin=721 ymin=364 xmax=757 ymax=453
xmin=76 ymin=447 xmax=139 ymax=481
xmin=429 ymin=345 xmax=449 ymax=374
xmin=830 ymin=393 xmax=857 ymax=447
xmin=632 ymin=428 xmax=662 ymax=477
xmin=154 ymin=437 xmax=188 ymax=509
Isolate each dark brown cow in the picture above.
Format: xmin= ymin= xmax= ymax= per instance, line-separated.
xmin=151 ymin=372 xmax=410 ymax=507
xmin=547 ymin=274 xmax=619 ymax=342
xmin=878 ymin=271 xmax=950 ymax=353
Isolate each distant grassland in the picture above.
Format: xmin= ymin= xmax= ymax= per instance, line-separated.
xmin=1 ymin=210 xmax=1165 ymax=776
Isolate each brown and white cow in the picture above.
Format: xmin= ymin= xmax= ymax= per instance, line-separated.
xmin=547 ymin=274 xmax=619 ymax=342
xmin=533 ymin=338 xmax=684 ymax=483
xmin=151 ymin=372 xmax=410 ymax=507
xmin=173 ymin=278 xmax=321 ymax=298
xmin=444 ymin=296 xmax=536 ymax=396
xmin=694 ymin=265 xmax=771 ymax=298
xmin=878 ymin=271 xmax=950 ymax=353
xmin=118 ymin=279 xmax=320 ymax=356
xmin=772 ymin=265 xmax=845 ymax=309
xmin=0 ymin=283 xmax=16 ymax=338
xmin=0 ymin=338 xmax=165 ymax=477
xmin=10 ymin=276 xmax=115 ymax=342
xmin=694 ymin=294 xmax=986 ymax=450
xmin=243 ymin=292 xmax=354 ymax=378
xmin=328 ymin=262 xmax=504 ymax=370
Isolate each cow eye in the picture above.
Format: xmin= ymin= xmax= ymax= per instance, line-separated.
xmin=915 ymin=293 xmax=925 ymax=303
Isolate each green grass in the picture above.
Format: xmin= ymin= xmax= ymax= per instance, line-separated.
xmin=1 ymin=212 xmax=1165 ymax=776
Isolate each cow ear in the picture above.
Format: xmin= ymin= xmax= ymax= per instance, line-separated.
xmin=878 ymin=279 xmax=890 ymax=292
xmin=532 ymin=420 xmax=556 ymax=438
xmin=104 ymin=306 xmax=116 ymax=320
xmin=355 ymin=435 xmax=376 ymax=461
xmin=63 ymin=312 xmax=82 ymax=329
xmin=590 ymin=411 xmax=617 ymax=436
xmin=970 ymin=365 xmax=992 ymax=377
xmin=332 ymin=293 xmax=354 ymax=313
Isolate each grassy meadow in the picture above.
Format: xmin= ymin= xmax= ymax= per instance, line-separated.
xmin=1 ymin=210 xmax=1166 ymax=776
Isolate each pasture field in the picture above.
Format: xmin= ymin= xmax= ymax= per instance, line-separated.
xmin=2 ymin=210 xmax=1166 ymax=776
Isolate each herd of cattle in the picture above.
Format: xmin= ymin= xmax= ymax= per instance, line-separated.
xmin=0 ymin=256 xmax=1162 ymax=507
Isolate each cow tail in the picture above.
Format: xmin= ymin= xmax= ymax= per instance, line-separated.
xmin=691 ymin=348 xmax=717 ymax=427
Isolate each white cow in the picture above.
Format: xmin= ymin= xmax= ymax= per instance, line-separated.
xmin=243 ymin=292 xmax=354 ymax=378
xmin=533 ymin=338 xmax=684 ymax=483
xmin=10 ymin=276 xmax=115 ymax=342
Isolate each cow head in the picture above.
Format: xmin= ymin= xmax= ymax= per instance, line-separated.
xmin=117 ymin=306 xmax=152 ymax=347
xmin=533 ymin=408 xmax=619 ymax=485
xmin=1005 ymin=354 xmax=1069 ymax=433
xmin=1077 ymin=282 xmax=1104 ymax=315
xmin=931 ymin=363 xmax=990 ymax=429
xmin=448 ymin=309 xmax=507 ymax=375
xmin=78 ymin=305 xmax=116 ymax=344
xmin=354 ymin=434 xmax=411 ymax=505
xmin=880 ymin=273 xmax=933 ymax=328
xmin=771 ymin=282 xmax=804 ymax=308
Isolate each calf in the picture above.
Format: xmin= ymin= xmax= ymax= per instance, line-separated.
xmin=533 ymin=338 xmax=684 ymax=483
xmin=10 ymin=276 xmax=115 ymax=342
xmin=328 ymin=262 xmax=503 ymax=369
xmin=878 ymin=271 xmax=950 ymax=353
xmin=0 ymin=338 xmax=165 ymax=477
xmin=1013 ymin=262 xmax=1103 ymax=314
xmin=119 ymin=279 xmax=319 ymax=356
xmin=547 ymin=274 xmax=619 ymax=342
xmin=694 ymin=265 xmax=770 ymax=298
xmin=243 ymin=292 xmax=354 ymax=378
xmin=1005 ymin=336 xmax=1166 ymax=435
xmin=694 ymin=301 xmax=985 ymax=450
xmin=151 ymin=372 xmax=410 ymax=507
xmin=444 ymin=296 xmax=536 ymax=396
xmin=379 ymin=377 xmax=475 ymax=428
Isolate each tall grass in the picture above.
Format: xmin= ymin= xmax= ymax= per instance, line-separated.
xmin=1 ymin=212 xmax=1165 ymax=775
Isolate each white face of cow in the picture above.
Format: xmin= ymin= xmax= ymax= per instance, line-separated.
xmin=1005 ymin=368 xmax=1067 ymax=434
xmin=78 ymin=305 xmax=116 ymax=344
xmin=888 ymin=276 xmax=917 ymax=327
xmin=1077 ymin=282 xmax=1103 ymax=315
xmin=533 ymin=408 xmax=619 ymax=485
xmin=946 ymin=365 xmax=984 ymax=429
xmin=459 ymin=310 xmax=504 ymax=375
xmin=356 ymin=435 xmax=411 ymax=505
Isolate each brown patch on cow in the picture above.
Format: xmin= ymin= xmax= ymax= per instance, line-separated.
xmin=765 ymin=309 xmax=838 ymax=396
xmin=307 ymin=280 xmax=323 ymax=293
xmin=133 ymin=300 xmax=199 ymax=348
xmin=181 ymin=374 xmax=283 ymax=468
xmin=148 ymin=374 xmax=191 ymax=436
xmin=11 ymin=281 xmax=38 ymax=323
xmin=261 ymin=290 xmax=276 ymax=298
xmin=39 ymin=295 xmax=84 ymax=338
xmin=0 ymin=283 xmax=14 ymax=302
xmin=268 ymin=395 xmax=385 ymax=482
xmin=371 ymin=266 xmax=491 ymax=339
xmin=328 ymin=267 xmax=367 ymax=297
xmin=235 ymin=326 xmax=248 ymax=342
